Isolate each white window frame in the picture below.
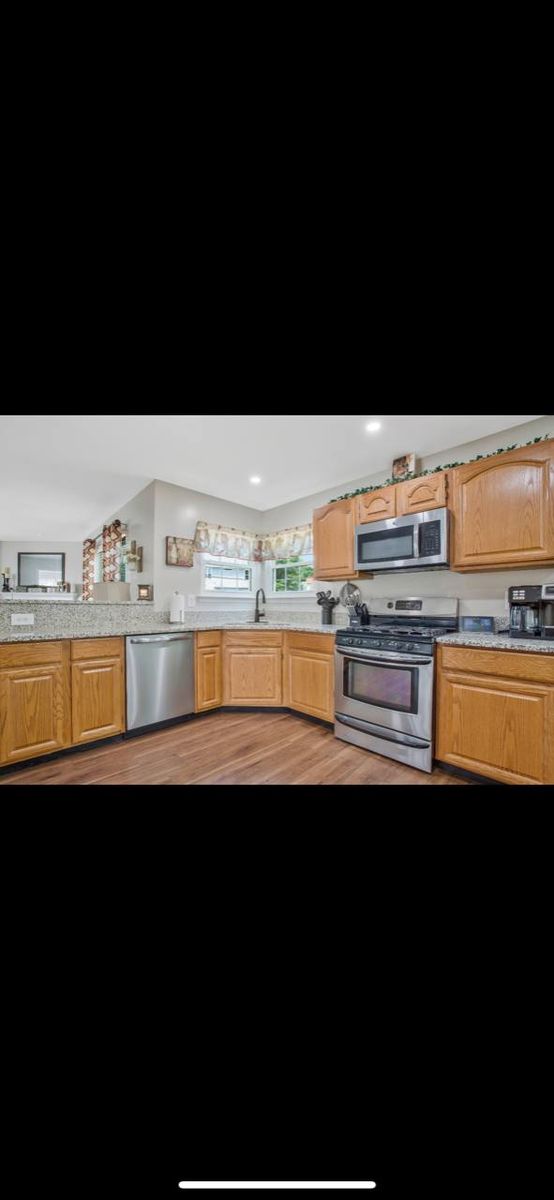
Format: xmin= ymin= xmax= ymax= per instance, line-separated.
xmin=200 ymin=553 xmax=258 ymax=598
xmin=267 ymin=553 xmax=315 ymax=600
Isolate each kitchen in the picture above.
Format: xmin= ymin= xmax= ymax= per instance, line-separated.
xmin=0 ymin=413 xmax=552 ymax=787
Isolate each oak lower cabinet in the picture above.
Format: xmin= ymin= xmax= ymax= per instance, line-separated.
xmin=71 ymin=638 xmax=125 ymax=745
xmin=0 ymin=641 xmax=71 ymax=765
xmin=195 ymin=630 xmax=222 ymax=712
xmin=313 ymin=497 xmax=362 ymax=580
xmin=436 ymin=645 xmax=554 ymax=785
xmin=283 ymin=632 xmax=335 ymax=723
xmin=223 ymin=631 xmax=283 ymax=706
xmin=451 ymin=440 xmax=554 ymax=570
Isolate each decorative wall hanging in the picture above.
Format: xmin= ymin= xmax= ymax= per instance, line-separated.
xmin=392 ymin=452 xmax=417 ymax=481
xmin=121 ymin=539 xmax=143 ymax=572
xmin=166 ymin=536 xmax=194 ymax=567
xmin=137 ymin=584 xmax=154 ymax=600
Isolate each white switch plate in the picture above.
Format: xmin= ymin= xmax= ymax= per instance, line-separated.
xmin=187 ymin=594 xmax=196 ymax=607
xmin=11 ymin=613 xmax=35 ymax=625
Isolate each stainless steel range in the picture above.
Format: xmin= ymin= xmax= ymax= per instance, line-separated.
xmin=335 ymin=597 xmax=459 ymax=773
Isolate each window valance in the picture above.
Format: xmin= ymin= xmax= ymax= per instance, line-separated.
xmin=257 ymin=524 xmax=313 ymax=561
xmin=193 ymin=521 xmax=260 ymax=561
xmin=193 ymin=521 xmax=313 ymax=562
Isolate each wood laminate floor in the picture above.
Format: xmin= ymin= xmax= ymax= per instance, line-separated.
xmin=0 ymin=711 xmax=471 ymax=785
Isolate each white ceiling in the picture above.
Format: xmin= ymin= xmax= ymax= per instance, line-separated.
xmin=0 ymin=414 xmax=544 ymax=541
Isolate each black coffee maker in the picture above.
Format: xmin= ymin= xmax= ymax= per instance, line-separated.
xmin=508 ymin=584 xmax=554 ymax=639
xmin=542 ymin=584 xmax=554 ymax=639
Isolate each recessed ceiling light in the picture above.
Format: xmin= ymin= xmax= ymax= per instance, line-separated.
xmin=249 ymin=475 xmax=262 ymax=484
xmin=365 ymin=421 xmax=382 ymax=433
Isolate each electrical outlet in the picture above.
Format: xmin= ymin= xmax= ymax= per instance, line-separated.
xmin=11 ymin=613 xmax=35 ymax=626
xmin=187 ymin=594 xmax=196 ymax=608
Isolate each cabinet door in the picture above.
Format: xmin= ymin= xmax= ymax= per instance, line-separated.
xmin=451 ymin=441 xmax=554 ymax=569
xmin=71 ymin=656 xmax=124 ymax=744
xmin=223 ymin=647 xmax=282 ymax=705
xmin=196 ymin=645 xmax=222 ymax=711
xmin=283 ymin=647 xmax=334 ymax=722
xmin=357 ymin=486 xmax=397 ymax=524
xmin=0 ymin=655 xmax=70 ymax=765
xmin=436 ymin=666 xmax=554 ymax=785
xmin=313 ymin=498 xmax=358 ymax=579
xmin=397 ymin=471 xmax=447 ymax=515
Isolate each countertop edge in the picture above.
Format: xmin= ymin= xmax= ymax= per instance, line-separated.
xmin=0 ymin=624 xmax=342 ymax=644
xmin=436 ymin=633 xmax=554 ymax=654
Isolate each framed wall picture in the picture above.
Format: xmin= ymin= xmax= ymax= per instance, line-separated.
xmin=166 ymin=536 xmax=194 ymax=567
xmin=392 ymin=452 xmax=416 ymax=481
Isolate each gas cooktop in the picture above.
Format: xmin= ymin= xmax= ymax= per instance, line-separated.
xmin=336 ymin=597 xmax=459 ymax=656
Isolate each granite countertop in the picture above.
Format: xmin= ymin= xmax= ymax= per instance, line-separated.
xmin=0 ymin=622 xmax=342 ymax=644
xmin=436 ymin=632 xmax=554 ymax=654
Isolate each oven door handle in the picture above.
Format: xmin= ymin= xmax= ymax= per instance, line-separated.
xmin=336 ymin=650 xmax=433 ymax=667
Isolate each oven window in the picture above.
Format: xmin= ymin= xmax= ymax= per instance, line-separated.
xmin=345 ymin=660 xmax=418 ymax=713
xmin=358 ymin=525 xmax=415 ymax=563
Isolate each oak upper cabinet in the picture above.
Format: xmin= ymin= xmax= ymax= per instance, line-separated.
xmin=313 ymin=498 xmax=360 ymax=579
xmin=397 ymin=470 xmax=448 ymax=515
xmin=451 ymin=441 xmax=554 ymax=570
xmin=223 ymin=631 xmax=283 ymax=706
xmin=195 ymin=630 xmax=222 ymax=712
xmin=357 ymin=485 xmax=397 ymax=524
xmin=436 ymin=645 xmax=554 ymax=785
xmin=71 ymin=638 xmax=125 ymax=745
xmin=283 ymin=632 xmax=335 ymax=723
xmin=0 ymin=641 xmax=71 ymax=766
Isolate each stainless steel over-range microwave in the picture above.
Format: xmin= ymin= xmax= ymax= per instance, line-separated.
xmin=355 ymin=508 xmax=450 ymax=573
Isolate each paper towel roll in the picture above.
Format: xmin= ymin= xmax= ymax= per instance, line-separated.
xmin=170 ymin=592 xmax=185 ymax=622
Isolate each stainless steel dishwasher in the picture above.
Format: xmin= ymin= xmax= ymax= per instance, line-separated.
xmin=125 ymin=633 xmax=194 ymax=733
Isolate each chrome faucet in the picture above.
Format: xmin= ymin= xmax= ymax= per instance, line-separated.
xmin=254 ymin=587 xmax=266 ymax=622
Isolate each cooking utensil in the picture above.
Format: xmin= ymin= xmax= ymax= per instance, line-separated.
xmin=339 ymin=582 xmax=362 ymax=608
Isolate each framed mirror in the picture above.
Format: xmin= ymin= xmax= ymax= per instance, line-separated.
xmin=18 ymin=552 xmax=66 ymax=588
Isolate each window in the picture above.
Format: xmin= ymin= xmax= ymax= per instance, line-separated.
xmin=203 ymin=555 xmax=253 ymax=592
xmin=272 ymin=553 xmax=314 ymax=594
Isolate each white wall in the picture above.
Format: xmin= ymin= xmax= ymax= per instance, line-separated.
xmin=0 ymin=540 xmax=83 ymax=588
xmin=261 ymin=415 xmax=554 ymax=619
xmin=152 ymin=479 xmax=263 ymax=613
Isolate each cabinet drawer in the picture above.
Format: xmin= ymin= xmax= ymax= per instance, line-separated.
xmin=223 ymin=631 xmax=283 ymax=647
xmin=71 ymin=637 xmax=123 ymax=660
xmin=196 ymin=629 xmax=222 ymax=648
xmin=438 ymin=645 xmax=554 ymax=685
xmin=0 ymin=640 xmax=64 ymax=669
xmin=285 ymin=632 xmax=335 ymax=655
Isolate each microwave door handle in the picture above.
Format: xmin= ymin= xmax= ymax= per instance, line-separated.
xmin=414 ymin=517 xmax=421 ymax=559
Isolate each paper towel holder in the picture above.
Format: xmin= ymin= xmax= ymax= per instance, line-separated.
xmin=170 ymin=591 xmax=186 ymax=622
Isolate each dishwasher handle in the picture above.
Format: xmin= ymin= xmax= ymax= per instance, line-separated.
xmin=128 ymin=634 xmax=192 ymax=644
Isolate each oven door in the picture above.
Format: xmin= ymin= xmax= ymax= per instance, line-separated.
xmin=335 ymin=645 xmax=434 ymax=741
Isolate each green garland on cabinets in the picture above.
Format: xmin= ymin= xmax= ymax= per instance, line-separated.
xmin=328 ymin=433 xmax=552 ymax=503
